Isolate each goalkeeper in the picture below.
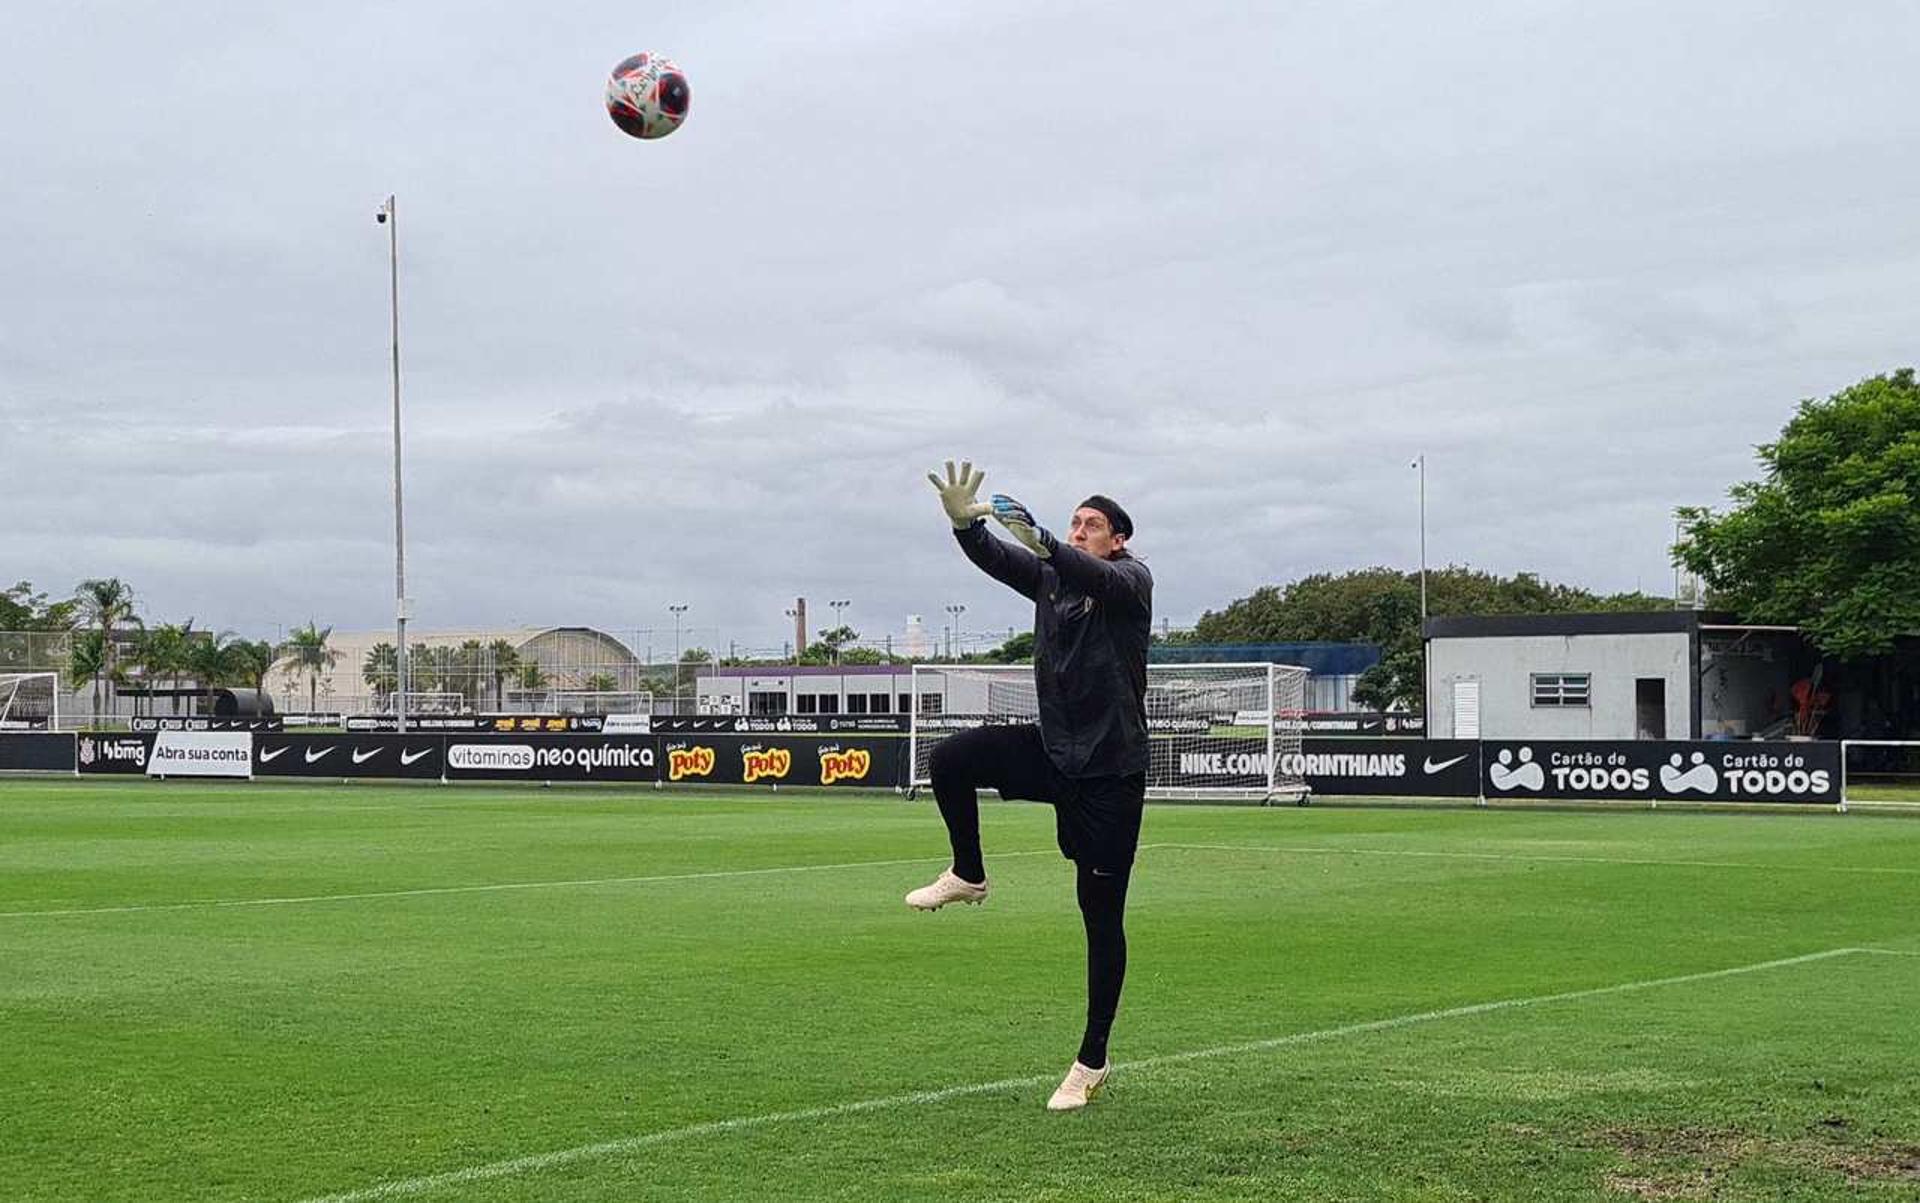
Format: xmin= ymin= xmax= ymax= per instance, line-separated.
xmin=907 ymin=460 xmax=1153 ymax=1112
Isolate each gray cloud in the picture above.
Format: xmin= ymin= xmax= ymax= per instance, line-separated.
xmin=5 ymin=0 xmax=1919 ymax=652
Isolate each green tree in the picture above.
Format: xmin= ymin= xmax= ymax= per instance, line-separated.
xmin=486 ymin=639 xmax=521 ymax=710
xmin=584 ymin=672 xmax=619 ymax=692
xmin=138 ymin=622 xmax=195 ymax=716
xmin=1677 ymin=369 xmax=1920 ymax=659
xmin=74 ymin=578 xmax=139 ymax=718
xmin=229 ymin=639 xmax=276 ymax=697
xmin=514 ymin=660 xmax=549 ymax=693
xmin=284 ymin=622 xmax=340 ymax=712
xmin=69 ymin=631 xmax=105 ymax=723
xmin=185 ymin=631 xmax=239 ymax=715
xmin=1 ymin=582 xmax=77 ymax=631
xmin=363 ymin=643 xmax=399 ymax=700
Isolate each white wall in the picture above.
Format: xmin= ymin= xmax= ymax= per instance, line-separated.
xmin=1429 ymin=632 xmax=1691 ymax=740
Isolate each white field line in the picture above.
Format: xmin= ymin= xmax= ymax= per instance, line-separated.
xmin=1155 ymin=841 xmax=1920 ymax=876
xmin=1856 ymin=948 xmax=1920 ymax=957
xmin=296 ymin=946 xmax=1869 ymax=1203
xmin=0 ymin=851 xmax=1063 ymax=919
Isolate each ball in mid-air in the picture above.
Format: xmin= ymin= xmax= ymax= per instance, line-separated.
xmin=606 ymin=52 xmax=690 ymax=140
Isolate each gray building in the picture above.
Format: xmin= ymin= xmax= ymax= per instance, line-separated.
xmin=1424 ymin=612 xmax=1812 ymax=741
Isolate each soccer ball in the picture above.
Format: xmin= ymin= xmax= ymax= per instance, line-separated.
xmin=606 ymin=52 xmax=690 ymax=140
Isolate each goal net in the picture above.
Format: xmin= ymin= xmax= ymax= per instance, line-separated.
xmin=0 ymin=672 xmax=60 ymax=731
xmin=909 ymin=662 xmax=1309 ymax=802
xmin=1841 ymin=740 xmax=1920 ymax=810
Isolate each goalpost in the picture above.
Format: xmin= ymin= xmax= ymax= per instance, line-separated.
xmin=0 ymin=672 xmax=61 ymax=731
xmin=1839 ymin=740 xmax=1920 ymax=812
xmin=909 ymin=662 xmax=1309 ymax=803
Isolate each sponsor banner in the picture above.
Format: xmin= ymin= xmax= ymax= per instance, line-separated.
xmin=0 ymin=733 xmax=77 ymax=771
xmin=255 ymin=733 xmax=445 ymax=779
xmin=1149 ymin=737 xmax=1481 ymax=796
xmin=280 ymin=713 xmax=344 ymax=727
xmin=659 ymin=735 xmax=902 ymax=787
xmin=0 ymin=718 xmax=52 ymax=731
xmin=76 ymin=733 xmax=155 ymax=774
xmin=444 ymin=734 xmax=659 ymax=782
xmin=132 ymin=716 xmax=284 ymax=733
xmin=1482 ymin=740 xmax=1841 ymax=805
xmin=651 ymin=715 xmax=911 ymax=735
xmin=1303 ymin=712 xmax=1426 ymax=736
xmin=602 ymin=714 xmax=651 ymax=734
xmin=148 ymin=731 xmax=253 ymax=778
xmin=342 ymin=714 xmax=607 ymax=733
xmin=1296 ymin=738 xmax=1479 ymax=797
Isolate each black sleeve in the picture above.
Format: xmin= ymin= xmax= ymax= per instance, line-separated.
xmin=955 ymin=520 xmax=1045 ymax=601
xmin=1035 ymin=532 xmax=1152 ymax=617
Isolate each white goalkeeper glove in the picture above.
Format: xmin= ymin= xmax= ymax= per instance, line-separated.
xmin=928 ymin=460 xmax=993 ymax=529
xmin=990 ymin=493 xmax=1054 ymax=559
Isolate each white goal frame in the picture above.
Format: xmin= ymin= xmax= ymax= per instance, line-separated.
xmin=908 ymin=662 xmax=1310 ymax=803
xmin=0 ymin=672 xmax=60 ymax=731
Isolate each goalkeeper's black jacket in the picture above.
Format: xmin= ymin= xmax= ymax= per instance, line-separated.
xmin=954 ymin=519 xmax=1153 ymax=778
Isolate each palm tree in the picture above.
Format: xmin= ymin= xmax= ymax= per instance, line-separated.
xmin=584 ymin=672 xmax=619 ymax=693
xmin=514 ymin=659 xmax=549 ymax=708
xmin=74 ymin=578 xmax=139 ymax=719
xmin=283 ymin=622 xmax=340 ymax=713
xmin=69 ymin=631 xmax=105 ymax=725
xmin=140 ymin=622 xmax=194 ymax=716
xmin=228 ymin=639 xmax=276 ymax=700
xmin=457 ymin=639 xmax=485 ymax=711
xmin=363 ymin=643 xmax=398 ymax=707
xmin=185 ymin=632 xmax=238 ymax=715
xmin=486 ymin=639 xmax=521 ymax=711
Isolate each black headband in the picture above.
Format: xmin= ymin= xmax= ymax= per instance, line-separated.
xmin=1077 ymin=494 xmax=1133 ymax=539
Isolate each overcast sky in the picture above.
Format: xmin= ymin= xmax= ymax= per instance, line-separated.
xmin=5 ymin=1 xmax=1917 ymax=655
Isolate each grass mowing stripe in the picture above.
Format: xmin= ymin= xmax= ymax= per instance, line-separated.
xmin=1157 ymin=841 xmax=1920 ymax=876
xmin=0 ymin=851 xmax=1065 ymax=919
xmin=295 ymin=946 xmax=1869 ymax=1203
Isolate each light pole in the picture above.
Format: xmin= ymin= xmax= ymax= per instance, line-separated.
xmin=1413 ymin=454 xmax=1428 ymax=721
xmin=784 ymin=607 xmax=801 ymax=664
xmin=828 ymin=599 xmax=850 ymax=662
xmin=944 ymin=603 xmax=966 ymax=659
xmin=376 ymin=195 xmax=410 ymax=733
xmin=669 ymin=604 xmax=688 ymax=711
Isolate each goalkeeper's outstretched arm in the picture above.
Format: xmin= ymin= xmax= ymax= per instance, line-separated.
xmin=930 ymin=461 xmax=1044 ymax=600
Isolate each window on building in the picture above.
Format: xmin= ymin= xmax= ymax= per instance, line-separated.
xmin=796 ymin=694 xmax=819 ymax=714
xmin=918 ymin=692 xmax=943 ymax=715
xmin=817 ymin=695 xmax=839 ymax=714
xmin=869 ymin=693 xmax=891 ymax=713
xmin=846 ymin=694 xmax=868 ymax=714
xmin=748 ymin=691 xmax=787 ymax=716
xmin=899 ymin=693 xmax=913 ymax=714
xmin=1532 ymin=673 xmax=1591 ymax=707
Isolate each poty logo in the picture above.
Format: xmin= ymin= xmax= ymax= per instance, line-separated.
xmin=447 ymin=744 xmax=535 ymax=771
xmin=668 ymin=745 xmax=715 ymax=781
xmin=742 ymin=747 xmax=791 ymax=783
xmin=819 ymin=747 xmax=870 ymax=785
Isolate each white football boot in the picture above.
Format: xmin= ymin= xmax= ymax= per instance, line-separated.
xmin=1046 ymin=1060 xmax=1110 ymax=1111
xmin=903 ymin=868 xmax=988 ymax=911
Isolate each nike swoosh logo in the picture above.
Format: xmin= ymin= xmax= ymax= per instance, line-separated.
xmin=304 ymin=747 xmax=335 ymax=764
xmin=259 ymin=747 xmax=290 ymax=762
xmin=400 ymin=748 xmax=431 ymax=765
xmin=352 ymin=748 xmax=380 ymax=764
xmin=1423 ymin=755 xmax=1469 ymax=774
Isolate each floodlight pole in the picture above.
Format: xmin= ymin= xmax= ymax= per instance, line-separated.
xmin=1414 ymin=453 xmax=1428 ymax=723
xmin=379 ymin=195 xmax=411 ymax=733
xmin=669 ymin=604 xmax=688 ymax=710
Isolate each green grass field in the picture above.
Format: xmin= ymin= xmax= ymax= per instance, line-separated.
xmin=3 ymin=778 xmax=1917 ymax=1202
